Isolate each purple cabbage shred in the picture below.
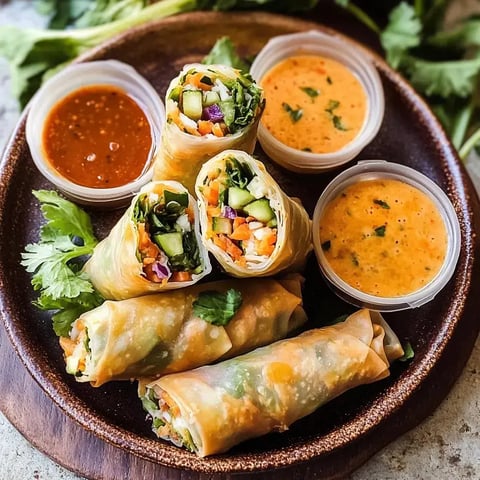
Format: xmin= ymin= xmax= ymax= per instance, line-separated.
xmin=222 ymin=205 xmax=237 ymax=219
xmin=152 ymin=261 xmax=171 ymax=280
xmin=202 ymin=104 xmax=224 ymax=123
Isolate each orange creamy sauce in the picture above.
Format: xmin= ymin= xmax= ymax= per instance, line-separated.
xmin=42 ymin=85 xmax=152 ymax=188
xmin=260 ymin=55 xmax=367 ymax=154
xmin=319 ymin=179 xmax=448 ymax=297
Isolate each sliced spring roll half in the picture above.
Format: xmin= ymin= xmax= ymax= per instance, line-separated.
xmin=153 ymin=63 xmax=265 ymax=193
xmin=195 ymin=149 xmax=312 ymax=277
xmin=140 ymin=309 xmax=404 ymax=456
xmin=60 ymin=276 xmax=306 ymax=387
xmin=84 ymin=181 xmax=211 ymax=300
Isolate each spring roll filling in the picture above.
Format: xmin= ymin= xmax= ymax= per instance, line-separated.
xmin=142 ymin=388 xmax=199 ymax=453
xmin=61 ymin=321 xmax=93 ymax=379
xmin=167 ymin=67 xmax=264 ymax=137
xmin=198 ymin=155 xmax=280 ymax=267
xmin=132 ymin=189 xmax=203 ymax=283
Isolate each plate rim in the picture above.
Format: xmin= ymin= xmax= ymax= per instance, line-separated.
xmin=0 ymin=10 xmax=479 ymax=475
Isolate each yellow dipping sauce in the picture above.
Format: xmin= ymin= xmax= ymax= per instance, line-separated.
xmin=319 ymin=179 xmax=448 ymax=297
xmin=260 ymin=54 xmax=367 ymax=154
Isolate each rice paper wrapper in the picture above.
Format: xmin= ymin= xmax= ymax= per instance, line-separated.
xmin=61 ymin=276 xmax=306 ymax=387
xmin=195 ymin=149 xmax=312 ymax=277
xmin=84 ymin=180 xmax=211 ymax=300
xmin=142 ymin=309 xmax=404 ymax=456
xmin=153 ymin=64 xmax=264 ymax=194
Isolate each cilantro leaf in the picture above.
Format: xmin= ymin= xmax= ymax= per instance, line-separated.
xmin=428 ymin=18 xmax=480 ymax=49
xmin=300 ymin=86 xmax=320 ymax=101
xmin=374 ymin=199 xmax=390 ymax=209
xmin=380 ymin=2 xmax=422 ymax=69
xmin=33 ymin=190 xmax=97 ymax=245
xmin=398 ymin=341 xmax=415 ymax=362
xmin=282 ymin=102 xmax=303 ymax=123
xmin=406 ymin=56 xmax=480 ymax=98
xmin=202 ymin=36 xmax=250 ymax=72
xmin=192 ymin=289 xmax=243 ymax=326
xmin=21 ymin=190 xmax=104 ymax=336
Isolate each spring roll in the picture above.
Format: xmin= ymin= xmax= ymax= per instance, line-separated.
xmin=84 ymin=181 xmax=211 ymax=300
xmin=60 ymin=276 xmax=306 ymax=387
xmin=140 ymin=309 xmax=404 ymax=457
xmin=153 ymin=64 xmax=265 ymax=193
xmin=195 ymin=149 xmax=312 ymax=277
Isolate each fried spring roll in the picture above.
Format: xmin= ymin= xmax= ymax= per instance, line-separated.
xmin=60 ymin=276 xmax=306 ymax=387
xmin=140 ymin=309 xmax=404 ymax=456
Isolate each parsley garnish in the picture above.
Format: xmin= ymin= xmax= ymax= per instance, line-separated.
xmin=374 ymin=199 xmax=390 ymax=209
xmin=21 ymin=190 xmax=103 ymax=337
xmin=282 ymin=102 xmax=303 ymax=123
xmin=192 ymin=289 xmax=243 ymax=326
xmin=398 ymin=341 xmax=415 ymax=362
xmin=374 ymin=225 xmax=387 ymax=237
xmin=325 ymin=99 xmax=348 ymax=131
xmin=300 ymin=86 xmax=320 ymax=101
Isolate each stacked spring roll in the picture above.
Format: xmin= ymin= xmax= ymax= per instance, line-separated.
xmin=153 ymin=64 xmax=265 ymax=193
xmin=60 ymin=276 xmax=306 ymax=386
xmin=195 ymin=149 xmax=312 ymax=277
xmin=84 ymin=181 xmax=211 ymax=300
xmin=140 ymin=309 xmax=404 ymax=456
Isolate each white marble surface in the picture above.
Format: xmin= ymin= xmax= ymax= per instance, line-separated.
xmin=0 ymin=1 xmax=479 ymax=479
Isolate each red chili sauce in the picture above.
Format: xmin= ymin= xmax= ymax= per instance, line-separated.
xmin=42 ymin=85 xmax=152 ymax=188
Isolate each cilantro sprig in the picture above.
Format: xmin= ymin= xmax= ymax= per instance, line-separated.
xmin=335 ymin=0 xmax=480 ymax=160
xmin=21 ymin=190 xmax=103 ymax=336
xmin=192 ymin=289 xmax=243 ymax=326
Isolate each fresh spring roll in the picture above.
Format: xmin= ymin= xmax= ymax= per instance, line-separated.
xmin=140 ymin=309 xmax=404 ymax=457
xmin=195 ymin=149 xmax=312 ymax=277
xmin=60 ymin=276 xmax=306 ymax=387
xmin=153 ymin=63 xmax=265 ymax=193
xmin=83 ymin=181 xmax=211 ymax=300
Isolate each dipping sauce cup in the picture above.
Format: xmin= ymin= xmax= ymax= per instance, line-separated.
xmin=312 ymin=160 xmax=461 ymax=311
xmin=26 ymin=60 xmax=165 ymax=207
xmin=250 ymin=30 xmax=384 ymax=173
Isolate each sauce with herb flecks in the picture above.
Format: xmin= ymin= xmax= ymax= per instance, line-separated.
xmin=319 ymin=179 xmax=448 ymax=297
xmin=42 ymin=85 xmax=152 ymax=188
xmin=260 ymin=55 xmax=367 ymax=153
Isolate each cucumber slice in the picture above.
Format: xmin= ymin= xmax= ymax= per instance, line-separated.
xmin=168 ymin=86 xmax=182 ymax=102
xmin=212 ymin=217 xmax=232 ymax=235
xmin=154 ymin=232 xmax=184 ymax=257
xmin=182 ymin=90 xmax=203 ymax=120
xmin=219 ymin=100 xmax=235 ymax=128
xmin=203 ymin=91 xmax=221 ymax=107
xmin=243 ymin=199 xmax=275 ymax=223
xmin=228 ymin=187 xmax=255 ymax=210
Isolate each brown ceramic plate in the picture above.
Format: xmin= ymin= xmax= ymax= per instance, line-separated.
xmin=1 ymin=10 xmax=480 ymax=479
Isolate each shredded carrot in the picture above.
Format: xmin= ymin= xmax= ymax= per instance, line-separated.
xmin=245 ymin=216 xmax=256 ymax=223
xmin=256 ymin=230 xmax=277 ymax=256
xmin=186 ymin=72 xmax=213 ymax=91
xmin=204 ymin=180 xmax=220 ymax=205
xmin=207 ymin=205 xmax=222 ymax=217
xmin=225 ymin=236 xmax=243 ymax=260
xmin=198 ymin=120 xmax=213 ymax=135
xmin=213 ymin=234 xmax=228 ymax=251
xmin=171 ymin=271 xmax=192 ymax=282
xmin=230 ymin=222 xmax=251 ymax=241
xmin=138 ymin=223 xmax=161 ymax=259
xmin=212 ymin=122 xmax=225 ymax=137
xmin=233 ymin=217 xmax=246 ymax=229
